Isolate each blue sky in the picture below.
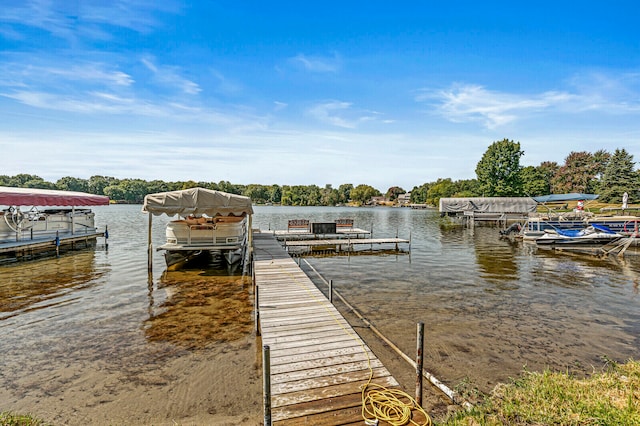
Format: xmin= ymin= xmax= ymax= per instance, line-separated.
xmin=1 ymin=1 xmax=639 ymax=192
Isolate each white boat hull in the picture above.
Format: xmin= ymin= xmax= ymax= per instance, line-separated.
xmin=159 ymin=215 xmax=247 ymax=269
xmin=0 ymin=208 xmax=97 ymax=243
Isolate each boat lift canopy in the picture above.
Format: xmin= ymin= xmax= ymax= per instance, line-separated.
xmin=532 ymin=193 xmax=599 ymax=203
xmin=142 ymin=187 xmax=254 ymax=217
xmin=0 ymin=186 xmax=110 ymax=206
xmin=141 ymin=187 xmax=254 ymax=272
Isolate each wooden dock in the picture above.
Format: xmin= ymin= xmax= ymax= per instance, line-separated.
xmin=0 ymin=231 xmax=105 ymax=259
xmin=253 ymin=233 xmax=422 ymax=425
xmin=282 ymin=237 xmax=409 ymax=249
xmin=274 ymin=227 xmax=371 ymax=240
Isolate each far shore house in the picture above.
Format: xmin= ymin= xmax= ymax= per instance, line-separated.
xmin=369 ymin=196 xmax=387 ymax=206
xmin=397 ymin=192 xmax=411 ymax=206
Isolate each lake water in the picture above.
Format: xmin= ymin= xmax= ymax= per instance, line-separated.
xmin=1 ymin=204 xmax=639 ymax=421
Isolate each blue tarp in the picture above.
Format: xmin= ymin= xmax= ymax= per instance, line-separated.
xmin=532 ymin=193 xmax=599 ymax=203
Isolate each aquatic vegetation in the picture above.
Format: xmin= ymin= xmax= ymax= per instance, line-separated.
xmin=0 ymin=411 xmax=45 ymax=425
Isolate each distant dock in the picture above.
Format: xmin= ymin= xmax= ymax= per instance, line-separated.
xmin=0 ymin=231 xmax=105 ymax=262
xmin=269 ymin=219 xmax=410 ymax=255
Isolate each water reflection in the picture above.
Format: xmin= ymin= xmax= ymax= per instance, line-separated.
xmin=144 ymin=268 xmax=253 ymax=349
xmin=0 ymin=250 xmax=105 ymax=320
xmin=474 ymin=227 xmax=520 ymax=286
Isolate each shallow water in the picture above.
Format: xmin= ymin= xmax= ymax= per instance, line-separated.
xmin=253 ymin=206 xmax=640 ymax=392
xmin=0 ymin=204 xmax=639 ymax=421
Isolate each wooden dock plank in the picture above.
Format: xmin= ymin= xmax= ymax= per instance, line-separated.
xmin=270 ymin=350 xmax=377 ymax=374
xmin=272 ymin=359 xmax=384 ymax=384
xmin=271 ymin=376 xmax=399 ymax=408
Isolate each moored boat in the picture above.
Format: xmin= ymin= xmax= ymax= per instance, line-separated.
xmin=142 ymin=187 xmax=253 ymax=270
xmin=535 ymin=224 xmax=623 ymax=246
xmin=0 ymin=186 xmax=109 ymax=243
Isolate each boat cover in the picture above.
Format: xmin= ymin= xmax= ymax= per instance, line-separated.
xmin=439 ymin=197 xmax=537 ymax=213
xmin=533 ymin=193 xmax=599 ymax=203
xmin=142 ymin=187 xmax=254 ymax=217
xmin=0 ymin=186 xmax=110 ymax=206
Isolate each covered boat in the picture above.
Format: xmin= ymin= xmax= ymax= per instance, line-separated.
xmin=0 ymin=186 xmax=109 ymax=243
xmin=142 ymin=187 xmax=254 ymax=270
xmin=523 ymin=193 xmax=639 ymax=239
xmin=535 ymin=224 xmax=623 ymax=246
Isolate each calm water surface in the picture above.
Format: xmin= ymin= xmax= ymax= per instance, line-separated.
xmin=1 ymin=204 xmax=639 ymax=402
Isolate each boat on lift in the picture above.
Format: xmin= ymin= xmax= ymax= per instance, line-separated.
xmin=535 ymin=223 xmax=623 ymax=247
xmin=0 ymin=186 xmax=109 ymax=261
xmin=142 ymin=187 xmax=253 ymax=270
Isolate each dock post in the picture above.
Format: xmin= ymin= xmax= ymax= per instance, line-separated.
xmin=105 ymin=225 xmax=109 ymax=250
xmin=255 ymin=285 xmax=260 ymax=336
xmin=147 ymin=213 xmax=153 ymax=272
xmin=416 ymin=322 xmax=424 ymax=405
xmin=329 ymin=279 xmax=333 ymax=304
xmin=55 ymin=231 xmax=60 ymax=257
xmin=263 ymin=345 xmax=272 ymax=426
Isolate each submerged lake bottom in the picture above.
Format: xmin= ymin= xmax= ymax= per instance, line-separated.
xmin=0 ymin=205 xmax=638 ymax=423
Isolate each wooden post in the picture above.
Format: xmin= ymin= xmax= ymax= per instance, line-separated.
xmin=416 ymin=322 xmax=424 ymax=405
xmin=263 ymin=345 xmax=272 ymax=426
xmin=255 ymin=285 xmax=260 ymax=336
xmin=329 ymin=279 xmax=333 ymax=304
xmin=55 ymin=230 xmax=60 ymax=257
xmin=147 ymin=213 xmax=153 ymax=272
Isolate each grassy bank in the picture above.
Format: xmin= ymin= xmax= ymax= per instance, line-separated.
xmin=439 ymin=359 xmax=639 ymax=425
xmin=0 ymin=411 xmax=44 ymax=426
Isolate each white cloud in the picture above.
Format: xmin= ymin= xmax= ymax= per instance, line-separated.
xmin=307 ymin=101 xmax=357 ymax=128
xmin=307 ymin=101 xmax=387 ymax=129
xmin=290 ymin=53 xmax=341 ymax=73
xmin=142 ymin=57 xmax=201 ymax=95
xmin=273 ymin=101 xmax=288 ymax=111
xmin=0 ymin=0 xmax=181 ymax=41
xmin=420 ymin=72 xmax=640 ymax=129
xmin=418 ymin=84 xmax=562 ymax=129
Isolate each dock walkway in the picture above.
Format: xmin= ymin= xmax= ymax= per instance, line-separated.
xmin=0 ymin=231 xmax=104 ymax=259
xmin=253 ymin=232 xmax=416 ymax=425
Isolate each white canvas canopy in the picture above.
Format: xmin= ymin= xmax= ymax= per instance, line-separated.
xmin=142 ymin=187 xmax=254 ymax=217
xmin=142 ymin=187 xmax=254 ymax=271
xmin=439 ymin=197 xmax=537 ymax=214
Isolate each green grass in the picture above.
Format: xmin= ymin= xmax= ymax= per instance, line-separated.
xmin=437 ymin=359 xmax=640 ymax=425
xmin=0 ymin=412 xmax=45 ymax=426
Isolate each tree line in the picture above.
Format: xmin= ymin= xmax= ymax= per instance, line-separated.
xmin=2 ymin=139 xmax=637 ymax=206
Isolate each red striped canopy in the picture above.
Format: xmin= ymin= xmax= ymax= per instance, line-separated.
xmin=0 ymin=186 xmax=110 ymax=206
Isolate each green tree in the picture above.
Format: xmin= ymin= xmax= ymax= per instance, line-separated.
xmin=598 ymin=148 xmax=638 ymax=203
xmin=426 ymin=178 xmax=456 ymax=206
xmin=56 ymin=176 xmax=88 ymax=192
xmin=452 ymin=179 xmax=480 ymax=197
xmin=88 ymin=175 xmax=119 ymax=195
xmin=551 ymin=151 xmax=604 ymax=194
xmin=269 ymin=185 xmax=282 ymax=203
xmin=520 ymin=166 xmax=549 ymax=197
xmin=475 ymin=139 xmax=524 ymax=196
xmin=385 ymin=186 xmax=405 ymax=201
xmin=410 ymin=183 xmax=431 ymax=204
xmin=350 ymin=184 xmax=380 ymax=205
xmin=337 ymin=184 xmax=353 ymax=204
xmin=243 ymin=184 xmax=270 ymax=203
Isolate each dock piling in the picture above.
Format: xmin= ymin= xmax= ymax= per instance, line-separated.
xmin=262 ymin=344 xmax=272 ymax=426
xmin=416 ymin=322 xmax=424 ymax=405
